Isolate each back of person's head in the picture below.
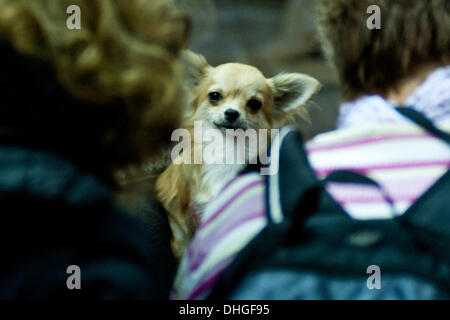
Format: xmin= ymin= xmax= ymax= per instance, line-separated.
xmin=0 ymin=0 xmax=189 ymax=184
xmin=317 ymin=0 xmax=450 ymax=101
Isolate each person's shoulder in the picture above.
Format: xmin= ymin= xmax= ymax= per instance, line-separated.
xmin=305 ymin=122 xmax=445 ymax=152
xmin=0 ymin=147 xmax=176 ymax=299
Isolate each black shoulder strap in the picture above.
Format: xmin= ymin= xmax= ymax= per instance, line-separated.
xmin=264 ymin=126 xmax=319 ymax=224
xmin=396 ymin=107 xmax=450 ymax=144
xmin=324 ymin=170 xmax=399 ymax=218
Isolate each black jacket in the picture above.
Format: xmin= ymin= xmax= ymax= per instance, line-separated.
xmin=0 ymin=40 xmax=176 ymax=299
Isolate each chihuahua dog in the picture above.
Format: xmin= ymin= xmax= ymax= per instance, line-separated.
xmin=156 ymin=51 xmax=320 ymax=256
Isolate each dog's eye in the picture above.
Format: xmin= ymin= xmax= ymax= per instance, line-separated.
xmin=208 ymin=92 xmax=223 ymax=104
xmin=247 ymin=99 xmax=262 ymax=112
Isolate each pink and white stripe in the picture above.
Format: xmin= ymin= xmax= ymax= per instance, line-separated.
xmin=172 ymin=173 xmax=265 ymax=300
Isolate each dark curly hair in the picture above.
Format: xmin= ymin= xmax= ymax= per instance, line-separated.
xmin=318 ymin=0 xmax=450 ymax=101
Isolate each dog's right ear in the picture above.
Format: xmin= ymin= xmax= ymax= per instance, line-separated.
xmin=181 ymin=50 xmax=210 ymax=91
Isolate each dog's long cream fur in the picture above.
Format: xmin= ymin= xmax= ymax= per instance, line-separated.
xmin=156 ymin=51 xmax=321 ymax=256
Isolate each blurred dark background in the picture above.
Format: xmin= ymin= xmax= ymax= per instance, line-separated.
xmin=175 ymin=0 xmax=341 ymax=139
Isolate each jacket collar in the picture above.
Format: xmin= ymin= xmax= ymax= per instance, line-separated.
xmin=337 ymin=65 xmax=450 ymax=129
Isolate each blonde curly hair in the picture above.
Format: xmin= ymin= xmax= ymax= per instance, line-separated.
xmin=0 ymin=0 xmax=189 ymax=182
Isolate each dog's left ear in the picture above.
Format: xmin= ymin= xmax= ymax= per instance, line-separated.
xmin=269 ymin=73 xmax=321 ymax=112
xmin=181 ymin=50 xmax=210 ymax=91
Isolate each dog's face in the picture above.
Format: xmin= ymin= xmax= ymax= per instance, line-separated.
xmin=194 ymin=63 xmax=274 ymax=131
xmin=182 ymin=51 xmax=321 ymax=131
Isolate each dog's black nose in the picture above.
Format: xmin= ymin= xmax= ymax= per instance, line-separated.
xmin=224 ymin=109 xmax=240 ymax=122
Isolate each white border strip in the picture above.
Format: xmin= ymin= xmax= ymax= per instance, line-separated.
xmin=268 ymin=126 xmax=296 ymax=224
